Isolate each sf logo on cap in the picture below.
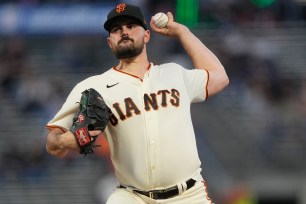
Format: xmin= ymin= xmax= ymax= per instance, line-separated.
xmin=116 ymin=4 xmax=126 ymax=13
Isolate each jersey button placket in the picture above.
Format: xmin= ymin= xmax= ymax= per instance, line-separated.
xmin=141 ymin=77 xmax=155 ymax=187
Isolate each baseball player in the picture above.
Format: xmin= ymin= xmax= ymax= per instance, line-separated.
xmin=46 ymin=3 xmax=229 ymax=204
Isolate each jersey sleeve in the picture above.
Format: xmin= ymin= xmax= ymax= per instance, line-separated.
xmin=179 ymin=64 xmax=209 ymax=103
xmin=46 ymin=73 xmax=110 ymax=131
xmin=46 ymin=83 xmax=84 ymax=131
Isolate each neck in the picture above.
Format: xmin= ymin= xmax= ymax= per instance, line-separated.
xmin=116 ymin=50 xmax=150 ymax=79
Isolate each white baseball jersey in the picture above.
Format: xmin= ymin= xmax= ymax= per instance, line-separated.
xmin=47 ymin=62 xmax=209 ymax=191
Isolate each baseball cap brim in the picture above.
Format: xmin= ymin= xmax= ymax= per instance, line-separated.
xmin=104 ymin=15 xmax=147 ymax=32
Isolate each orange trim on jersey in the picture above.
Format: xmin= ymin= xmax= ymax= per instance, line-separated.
xmin=204 ymin=69 xmax=209 ymax=101
xmin=112 ymin=63 xmax=151 ymax=82
xmin=146 ymin=63 xmax=151 ymax=71
xmin=46 ymin=125 xmax=68 ymax=133
xmin=201 ymin=180 xmax=213 ymax=204
xmin=112 ymin=66 xmax=142 ymax=81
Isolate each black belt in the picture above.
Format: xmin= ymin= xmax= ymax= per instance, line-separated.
xmin=119 ymin=178 xmax=196 ymax=200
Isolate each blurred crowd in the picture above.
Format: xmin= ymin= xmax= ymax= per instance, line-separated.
xmin=220 ymin=30 xmax=306 ymax=171
xmin=0 ymin=0 xmax=305 ymax=24
xmin=199 ymin=0 xmax=305 ymax=25
xmin=0 ymin=38 xmax=65 ymax=119
xmin=0 ymin=0 xmax=115 ymax=4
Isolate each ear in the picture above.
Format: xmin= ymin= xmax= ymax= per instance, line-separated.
xmin=144 ymin=30 xmax=150 ymax=43
xmin=107 ymin=37 xmax=112 ymax=48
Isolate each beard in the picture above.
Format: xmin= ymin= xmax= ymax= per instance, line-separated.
xmin=112 ymin=36 xmax=144 ymax=59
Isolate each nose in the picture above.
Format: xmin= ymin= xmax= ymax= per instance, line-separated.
xmin=121 ymin=33 xmax=129 ymax=38
xmin=121 ymin=26 xmax=129 ymax=35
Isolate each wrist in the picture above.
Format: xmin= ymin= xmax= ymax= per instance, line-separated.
xmin=176 ymin=25 xmax=190 ymax=40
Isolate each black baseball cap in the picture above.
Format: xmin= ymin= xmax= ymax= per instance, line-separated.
xmin=104 ymin=4 xmax=147 ymax=32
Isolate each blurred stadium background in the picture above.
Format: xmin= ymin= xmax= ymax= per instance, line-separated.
xmin=0 ymin=0 xmax=306 ymax=203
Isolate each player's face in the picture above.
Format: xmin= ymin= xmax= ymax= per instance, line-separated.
xmin=107 ymin=18 xmax=149 ymax=59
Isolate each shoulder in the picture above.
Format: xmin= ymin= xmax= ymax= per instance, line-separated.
xmin=153 ymin=62 xmax=185 ymax=73
xmin=154 ymin=62 xmax=183 ymax=69
xmin=66 ymin=69 xmax=116 ymax=98
xmin=76 ymin=69 xmax=113 ymax=88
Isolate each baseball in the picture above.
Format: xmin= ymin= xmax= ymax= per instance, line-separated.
xmin=153 ymin=12 xmax=169 ymax=28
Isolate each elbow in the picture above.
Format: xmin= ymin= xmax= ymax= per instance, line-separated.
xmin=223 ymin=75 xmax=230 ymax=89
xmin=217 ymin=73 xmax=229 ymax=91
xmin=46 ymin=144 xmax=68 ymax=158
xmin=207 ymin=74 xmax=229 ymax=97
xmin=46 ymin=128 xmax=68 ymax=158
xmin=216 ymin=76 xmax=229 ymax=94
xmin=206 ymin=69 xmax=229 ymax=97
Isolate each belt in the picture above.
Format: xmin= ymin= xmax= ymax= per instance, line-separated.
xmin=119 ymin=178 xmax=196 ymax=200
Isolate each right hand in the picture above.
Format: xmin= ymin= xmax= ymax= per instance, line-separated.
xmin=150 ymin=12 xmax=188 ymax=39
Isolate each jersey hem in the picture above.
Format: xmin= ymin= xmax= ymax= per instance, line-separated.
xmin=204 ymin=69 xmax=209 ymax=101
xmin=46 ymin=125 xmax=68 ymax=133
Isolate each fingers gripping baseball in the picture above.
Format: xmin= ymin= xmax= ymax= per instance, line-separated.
xmin=151 ymin=12 xmax=173 ymax=35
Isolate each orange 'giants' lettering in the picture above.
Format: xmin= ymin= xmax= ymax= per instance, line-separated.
xmin=125 ymin=98 xmax=141 ymax=118
xmin=170 ymin=89 xmax=180 ymax=106
xmin=157 ymin=90 xmax=170 ymax=107
xmin=110 ymin=88 xmax=180 ymax=126
xmin=144 ymin=93 xmax=158 ymax=111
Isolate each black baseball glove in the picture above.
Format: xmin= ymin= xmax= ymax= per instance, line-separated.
xmin=70 ymin=88 xmax=110 ymax=155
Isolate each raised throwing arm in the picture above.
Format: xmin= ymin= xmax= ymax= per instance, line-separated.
xmin=150 ymin=12 xmax=229 ymax=97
